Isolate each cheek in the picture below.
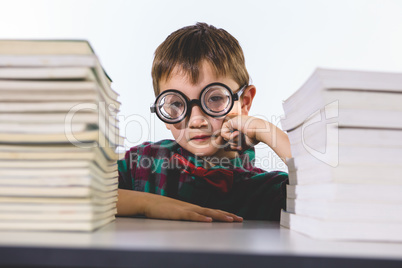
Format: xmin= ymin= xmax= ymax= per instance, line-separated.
xmin=227 ymin=102 xmax=242 ymax=116
xmin=210 ymin=118 xmax=225 ymax=134
xmin=168 ymin=122 xmax=186 ymax=140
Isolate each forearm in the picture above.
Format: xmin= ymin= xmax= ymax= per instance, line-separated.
xmin=116 ymin=189 xmax=187 ymax=216
xmin=116 ymin=188 xmax=243 ymax=222
xmin=116 ymin=189 xmax=148 ymax=216
xmin=254 ymin=119 xmax=292 ymax=163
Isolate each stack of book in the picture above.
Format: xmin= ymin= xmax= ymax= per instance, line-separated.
xmin=280 ymin=68 xmax=402 ymax=242
xmin=0 ymin=40 xmax=122 ymax=231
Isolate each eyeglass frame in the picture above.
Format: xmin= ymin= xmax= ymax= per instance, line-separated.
xmin=150 ymin=82 xmax=248 ymax=124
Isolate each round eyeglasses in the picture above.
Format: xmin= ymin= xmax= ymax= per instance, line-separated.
xmin=150 ymin=82 xmax=247 ymax=124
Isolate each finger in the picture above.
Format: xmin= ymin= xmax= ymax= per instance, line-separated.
xmin=183 ymin=204 xmax=236 ymax=222
xmin=197 ymin=208 xmax=236 ymax=222
xmin=229 ymin=131 xmax=239 ymax=142
xmin=179 ymin=211 xmax=213 ymax=222
xmin=221 ymin=116 xmax=241 ymax=133
xmin=227 ymin=131 xmax=244 ymax=151
xmin=220 ymin=123 xmax=233 ymax=141
xmin=226 ymin=131 xmax=239 ymax=146
xmin=214 ymin=210 xmax=243 ymax=222
xmin=224 ymin=141 xmax=238 ymax=151
xmin=224 ymin=114 xmax=240 ymax=128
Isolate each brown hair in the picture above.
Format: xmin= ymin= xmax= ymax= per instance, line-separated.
xmin=152 ymin=22 xmax=250 ymax=96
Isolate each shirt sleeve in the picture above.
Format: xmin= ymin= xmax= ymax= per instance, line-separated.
xmin=199 ymin=170 xmax=289 ymax=221
xmin=236 ymin=171 xmax=288 ymax=220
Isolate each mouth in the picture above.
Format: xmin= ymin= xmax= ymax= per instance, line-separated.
xmin=190 ymin=135 xmax=212 ymax=142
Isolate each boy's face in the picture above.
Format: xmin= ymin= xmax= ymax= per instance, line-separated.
xmin=159 ymin=61 xmax=248 ymax=157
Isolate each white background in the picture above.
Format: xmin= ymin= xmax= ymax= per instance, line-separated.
xmin=1 ymin=0 xmax=402 ymax=170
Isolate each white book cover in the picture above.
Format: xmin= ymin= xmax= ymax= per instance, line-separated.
xmin=287 ymin=184 xmax=402 ymax=203
xmin=0 ymin=39 xmax=118 ymax=101
xmin=281 ymin=210 xmax=402 ymax=242
xmin=0 ymin=165 xmax=118 ymax=179
xmin=0 ymin=159 xmax=117 ymax=173
xmin=0 ymin=215 xmax=115 ymax=232
xmin=0 ymin=208 xmax=117 ymax=221
xmin=0 ymin=202 xmax=116 ymax=213
xmin=287 ymin=161 xmax=402 ymax=185
xmin=0 ymin=177 xmax=118 ymax=192
xmin=0 ymin=185 xmax=118 ymax=198
xmin=0 ymin=195 xmax=117 ymax=205
xmin=0 ymin=67 xmax=95 ymax=80
xmin=286 ymin=198 xmax=402 ymax=222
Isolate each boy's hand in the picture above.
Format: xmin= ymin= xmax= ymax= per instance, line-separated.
xmin=144 ymin=194 xmax=243 ymax=222
xmin=117 ymin=189 xmax=243 ymax=222
xmin=220 ymin=115 xmax=292 ymax=162
xmin=220 ymin=115 xmax=267 ymax=152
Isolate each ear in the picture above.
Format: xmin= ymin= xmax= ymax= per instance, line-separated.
xmin=240 ymin=85 xmax=256 ymax=115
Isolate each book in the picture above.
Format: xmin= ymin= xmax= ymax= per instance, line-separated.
xmin=0 ymin=178 xmax=117 ymax=193
xmin=0 ymin=130 xmax=123 ymax=153
xmin=286 ymin=184 xmax=402 ymax=203
xmin=287 ymin=120 xmax=402 ymax=151
xmin=0 ymin=141 xmax=120 ymax=160
xmin=0 ymin=54 xmax=98 ymax=68
xmin=0 ymin=66 xmax=96 ymax=80
xmin=0 ymin=215 xmax=115 ymax=231
xmin=0 ymin=39 xmax=122 ymax=232
xmin=286 ymin=112 xmax=402 ymax=184
xmin=0 ymin=161 xmax=118 ymax=188
xmin=287 ymin=160 xmax=402 ymax=185
xmin=281 ymin=68 xmax=402 ymax=131
xmin=0 ymin=165 xmax=117 ymax=179
xmin=0 ymin=159 xmax=117 ymax=173
xmin=0 ymin=40 xmax=117 ymax=98
xmin=0 ymin=201 xmax=117 ymax=213
xmin=280 ymin=68 xmax=402 ymax=242
xmin=0 ymin=208 xmax=117 ymax=221
xmin=0 ymin=208 xmax=117 ymax=222
xmin=281 ymin=210 xmax=402 ymax=242
xmin=0 ymin=79 xmax=121 ymax=111
xmin=0 ymin=185 xmax=118 ymax=198
xmin=289 ymin=141 xmax=402 ymax=167
xmin=0 ymin=112 xmax=102 ymax=123
xmin=0 ymin=40 xmax=95 ymax=54
xmin=0 ymin=68 xmax=122 ymax=147
xmin=286 ymin=198 xmax=402 ymax=222
xmin=0 ymin=55 xmax=117 ymax=101
xmin=1 ymin=91 xmax=99 ymax=102
xmin=0 ymin=122 xmax=91 ymax=134
xmin=0 ymin=120 xmax=120 ymax=143
xmin=0 ymin=196 xmax=118 ymax=205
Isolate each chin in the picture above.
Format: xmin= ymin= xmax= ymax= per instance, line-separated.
xmin=185 ymin=139 xmax=226 ymax=157
xmin=188 ymin=146 xmax=219 ymax=157
xmin=177 ymin=142 xmax=217 ymax=157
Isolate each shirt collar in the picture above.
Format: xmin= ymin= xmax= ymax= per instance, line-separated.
xmin=175 ymin=142 xmax=256 ymax=170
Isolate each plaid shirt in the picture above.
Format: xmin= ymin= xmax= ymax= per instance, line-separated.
xmin=118 ymin=139 xmax=288 ymax=220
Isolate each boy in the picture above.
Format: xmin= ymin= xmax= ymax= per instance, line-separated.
xmin=117 ymin=23 xmax=291 ymax=222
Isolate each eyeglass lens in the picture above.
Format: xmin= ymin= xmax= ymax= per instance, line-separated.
xmin=157 ymin=85 xmax=233 ymax=122
xmin=202 ymin=85 xmax=231 ymax=114
xmin=159 ymin=93 xmax=187 ymax=120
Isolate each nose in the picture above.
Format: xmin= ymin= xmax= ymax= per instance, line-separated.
xmin=188 ymin=104 xmax=208 ymax=128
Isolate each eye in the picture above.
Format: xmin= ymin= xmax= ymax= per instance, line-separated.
xmin=169 ymin=101 xmax=183 ymax=108
xmin=208 ymin=95 xmax=224 ymax=102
